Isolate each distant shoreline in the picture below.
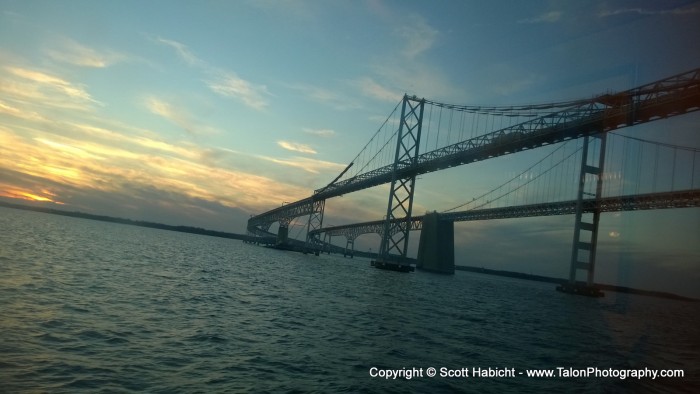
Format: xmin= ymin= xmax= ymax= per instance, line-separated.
xmin=2 ymin=200 xmax=696 ymax=302
xmin=0 ymin=200 xmax=255 ymax=241
xmin=455 ymin=266 xmax=698 ymax=302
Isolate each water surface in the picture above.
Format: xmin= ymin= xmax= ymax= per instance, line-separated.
xmin=1 ymin=207 xmax=698 ymax=392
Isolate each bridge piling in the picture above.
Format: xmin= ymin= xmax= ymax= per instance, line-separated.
xmin=276 ymin=225 xmax=289 ymax=247
xmin=416 ymin=212 xmax=455 ymax=274
xmin=344 ymin=238 xmax=354 ymax=258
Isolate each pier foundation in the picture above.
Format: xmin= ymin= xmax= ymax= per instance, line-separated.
xmin=416 ymin=212 xmax=455 ymax=274
xmin=276 ymin=225 xmax=289 ymax=246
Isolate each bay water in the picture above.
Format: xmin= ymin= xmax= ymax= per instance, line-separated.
xmin=1 ymin=206 xmax=698 ymax=393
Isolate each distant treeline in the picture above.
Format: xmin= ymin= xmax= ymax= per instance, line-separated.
xmin=0 ymin=201 xmax=257 ymax=241
xmin=455 ymin=265 xmax=697 ymax=302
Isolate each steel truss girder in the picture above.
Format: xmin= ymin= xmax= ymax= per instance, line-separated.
xmin=248 ymin=68 xmax=700 ymax=238
xmin=378 ymin=95 xmax=424 ymax=263
xmin=246 ymin=197 xmax=315 ymax=235
xmin=309 ymin=68 xmax=700 ymax=200
xmin=309 ymin=189 xmax=700 ymax=241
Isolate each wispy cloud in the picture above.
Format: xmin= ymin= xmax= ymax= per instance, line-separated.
xmin=207 ymin=73 xmax=270 ymax=110
xmin=277 ymin=140 xmax=317 ymax=154
xmin=1 ymin=66 xmax=101 ymax=110
xmin=283 ymin=82 xmax=361 ymax=110
xmin=155 ymin=37 xmax=205 ymax=67
xmin=145 ymin=96 xmax=220 ymax=136
xmin=394 ymin=14 xmax=438 ymax=59
xmin=486 ymin=63 xmax=544 ymax=96
xmin=518 ymin=11 xmax=562 ymax=24
xmin=303 ymin=127 xmax=335 ymax=137
xmin=244 ymin=0 xmax=315 ymax=19
xmin=0 ymin=121 xmax=311 ymax=213
xmin=258 ymin=155 xmax=345 ymax=174
xmin=354 ymin=12 xmax=461 ymax=102
xmin=154 ymin=37 xmax=270 ymax=110
xmin=367 ymin=61 xmax=460 ymax=101
xmin=45 ymin=38 xmax=126 ymax=68
xmin=352 ymin=77 xmax=402 ymax=102
xmin=599 ymin=6 xmax=699 ymax=17
xmin=0 ymin=99 xmax=45 ymax=122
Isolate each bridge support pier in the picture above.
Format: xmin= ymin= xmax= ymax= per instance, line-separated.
xmin=416 ymin=212 xmax=454 ymax=274
xmin=557 ymin=133 xmax=607 ymax=297
xmin=344 ymin=237 xmax=355 ymax=258
xmin=276 ymin=225 xmax=289 ymax=247
xmin=324 ymin=233 xmax=332 ymax=254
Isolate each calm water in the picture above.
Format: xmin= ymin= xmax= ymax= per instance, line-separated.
xmin=1 ymin=207 xmax=698 ymax=393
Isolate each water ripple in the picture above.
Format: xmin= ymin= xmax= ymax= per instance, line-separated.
xmin=1 ymin=207 xmax=698 ymax=392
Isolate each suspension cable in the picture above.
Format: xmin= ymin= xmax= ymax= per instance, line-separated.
xmin=443 ymin=141 xmax=574 ymax=213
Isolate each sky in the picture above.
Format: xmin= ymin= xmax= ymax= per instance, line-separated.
xmin=1 ymin=0 xmax=699 ymax=296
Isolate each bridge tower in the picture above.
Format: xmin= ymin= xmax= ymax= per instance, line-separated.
xmin=558 ymin=133 xmax=607 ymax=296
xmin=304 ymin=199 xmax=325 ymax=254
xmin=371 ymin=95 xmax=425 ymax=272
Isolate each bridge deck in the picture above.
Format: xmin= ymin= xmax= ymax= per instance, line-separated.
xmin=248 ymin=68 xmax=700 ymax=232
xmin=313 ymin=189 xmax=700 ymax=238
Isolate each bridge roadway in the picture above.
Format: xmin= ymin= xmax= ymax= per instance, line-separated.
xmin=248 ymin=68 xmax=700 ymax=233
xmin=309 ymin=189 xmax=700 ymax=241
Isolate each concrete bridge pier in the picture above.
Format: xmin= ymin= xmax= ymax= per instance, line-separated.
xmin=416 ymin=212 xmax=455 ymax=274
xmin=276 ymin=217 xmax=293 ymax=247
xmin=324 ymin=233 xmax=332 ymax=254
xmin=344 ymin=237 xmax=355 ymax=258
xmin=276 ymin=225 xmax=289 ymax=246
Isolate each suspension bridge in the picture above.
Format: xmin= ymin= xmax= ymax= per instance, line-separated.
xmin=246 ymin=67 xmax=700 ymax=296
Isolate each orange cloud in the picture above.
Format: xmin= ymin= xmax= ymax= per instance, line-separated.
xmin=0 ymin=117 xmax=314 ymax=214
xmin=0 ymin=58 xmax=343 ymax=221
xmin=5 ymin=66 xmax=100 ymax=107
xmin=0 ymin=184 xmax=63 ymax=204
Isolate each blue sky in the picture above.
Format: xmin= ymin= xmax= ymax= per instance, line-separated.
xmin=1 ymin=0 xmax=699 ymax=296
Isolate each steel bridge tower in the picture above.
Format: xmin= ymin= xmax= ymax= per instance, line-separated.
xmin=558 ymin=133 xmax=608 ymax=296
xmin=371 ymin=95 xmax=425 ymax=272
xmin=304 ymin=199 xmax=325 ymax=254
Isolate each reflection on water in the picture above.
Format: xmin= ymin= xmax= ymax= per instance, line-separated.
xmin=0 ymin=207 xmax=698 ymax=392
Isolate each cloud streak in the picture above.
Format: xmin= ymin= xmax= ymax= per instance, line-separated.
xmin=258 ymin=155 xmax=345 ymax=174
xmin=283 ymin=82 xmax=361 ymax=110
xmin=599 ymin=7 xmax=699 ymax=17
xmin=155 ymin=38 xmax=205 ymax=67
xmin=518 ymin=11 xmax=562 ymax=24
xmin=45 ymin=38 xmax=126 ymax=68
xmin=303 ymin=127 xmax=335 ymax=137
xmin=0 ymin=120 xmax=312 ymax=214
xmin=2 ymin=66 xmax=101 ymax=110
xmin=394 ymin=14 xmax=438 ymax=59
xmin=352 ymin=77 xmax=402 ymax=102
xmin=145 ymin=96 xmax=220 ymax=135
xmin=277 ymin=140 xmax=317 ymax=154
xmin=207 ymin=73 xmax=270 ymax=110
xmin=0 ymin=50 xmax=318 ymax=217
xmin=155 ymin=37 xmax=270 ymax=110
